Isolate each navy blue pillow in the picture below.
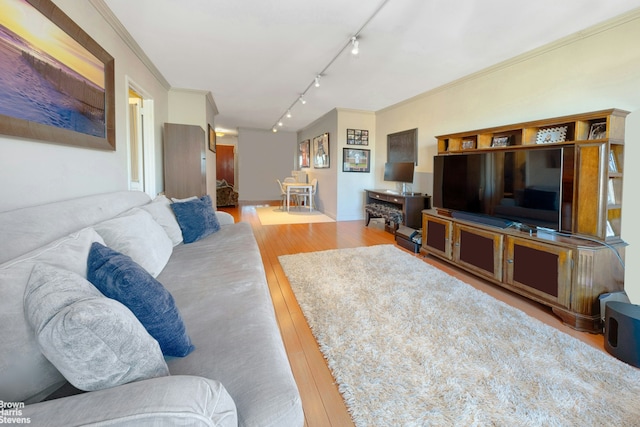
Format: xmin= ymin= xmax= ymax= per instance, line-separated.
xmin=87 ymin=242 xmax=195 ymax=357
xmin=171 ymin=195 xmax=220 ymax=244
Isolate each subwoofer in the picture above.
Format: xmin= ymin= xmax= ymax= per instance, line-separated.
xmin=604 ymin=301 xmax=640 ymax=368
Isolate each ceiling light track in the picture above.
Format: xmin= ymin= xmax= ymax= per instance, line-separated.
xmin=270 ymin=0 xmax=391 ymax=132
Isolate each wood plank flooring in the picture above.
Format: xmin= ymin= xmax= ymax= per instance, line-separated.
xmin=219 ymin=203 xmax=606 ymax=427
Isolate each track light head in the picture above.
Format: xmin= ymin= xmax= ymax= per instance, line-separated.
xmin=351 ymin=37 xmax=359 ymax=55
xmin=299 ymin=95 xmax=306 ymax=105
xmin=314 ymin=76 xmax=320 ymax=88
xmin=272 ymin=126 xmax=278 ymax=133
xmin=286 ymin=110 xmax=292 ymax=118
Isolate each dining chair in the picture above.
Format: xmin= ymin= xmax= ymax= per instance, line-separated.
xmin=299 ymin=178 xmax=317 ymax=210
xmin=277 ymin=179 xmax=298 ymax=210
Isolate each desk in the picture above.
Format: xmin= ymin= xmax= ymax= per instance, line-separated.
xmin=283 ymin=182 xmax=312 ymax=212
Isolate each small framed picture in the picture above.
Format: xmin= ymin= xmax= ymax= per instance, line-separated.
xmin=536 ymin=126 xmax=568 ymax=144
xmin=609 ymin=151 xmax=618 ymax=173
xmin=461 ymin=139 xmax=476 ymax=150
xmin=491 ymin=136 xmax=510 ymax=147
xmin=589 ymin=122 xmax=607 ymax=140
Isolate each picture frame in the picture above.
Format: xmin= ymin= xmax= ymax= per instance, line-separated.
xmin=461 ymin=139 xmax=476 ymax=150
xmin=388 ymin=128 xmax=417 ymax=165
xmin=313 ymin=133 xmax=330 ymax=168
xmin=491 ymin=136 xmax=510 ymax=147
xmin=0 ymin=0 xmax=115 ymax=150
xmin=299 ymin=139 xmax=310 ymax=168
xmin=208 ymin=124 xmax=216 ymax=153
xmin=347 ymin=128 xmax=369 ymax=145
xmin=343 ymin=148 xmax=370 ymax=172
xmin=588 ymin=122 xmax=607 ymax=140
xmin=536 ymin=126 xmax=568 ymax=144
xmin=609 ymin=151 xmax=618 ymax=173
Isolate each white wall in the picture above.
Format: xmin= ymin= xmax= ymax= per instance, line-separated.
xmin=374 ymin=12 xmax=640 ymax=302
xmin=0 ymin=0 xmax=170 ymax=212
xmin=237 ymin=128 xmax=297 ymax=201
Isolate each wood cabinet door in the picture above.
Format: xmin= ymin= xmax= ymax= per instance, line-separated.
xmin=423 ymin=215 xmax=452 ymax=260
xmin=453 ymin=224 xmax=503 ymax=281
xmin=504 ymin=236 xmax=572 ymax=308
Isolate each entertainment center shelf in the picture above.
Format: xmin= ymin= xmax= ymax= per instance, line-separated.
xmin=425 ymin=109 xmax=628 ymax=333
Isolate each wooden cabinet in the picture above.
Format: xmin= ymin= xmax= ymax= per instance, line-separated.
xmin=163 ymin=123 xmax=206 ymax=199
xmin=365 ymin=190 xmax=430 ymax=230
xmin=425 ymin=109 xmax=629 ymax=332
xmin=436 ymin=109 xmax=627 ymax=242
xmin=422 ymin=210 xmax=626 ymax=333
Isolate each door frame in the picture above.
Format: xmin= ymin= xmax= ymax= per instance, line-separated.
xmin=125 ymin=76 xmax=156 ymax=198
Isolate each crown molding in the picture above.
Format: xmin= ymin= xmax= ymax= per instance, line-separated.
xmin=378 ymin=7 xmax=640 ymax=114
xmin=89 ymin=0 xmax=171 ymax=90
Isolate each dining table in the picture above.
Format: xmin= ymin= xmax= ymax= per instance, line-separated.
xmin=282 ymin=182 xmax=313 ymax=212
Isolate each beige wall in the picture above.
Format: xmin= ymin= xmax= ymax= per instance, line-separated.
xmin=374 ymin=11 xmax=640 ymax=303
xmin=0 ymin=0 xmax=170 ymax=212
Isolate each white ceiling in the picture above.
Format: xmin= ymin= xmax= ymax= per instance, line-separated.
xmin=103 ymin=0 xmax=640 ymax=135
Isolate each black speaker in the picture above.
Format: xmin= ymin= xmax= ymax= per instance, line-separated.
xmin=604 ymin=301 xmax=640 ymax=368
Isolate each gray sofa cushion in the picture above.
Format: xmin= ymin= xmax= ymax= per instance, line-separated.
xmin=24 ymin=263 xmax=169 ymax=391
xmin=0 ymin=227 xmax=105 ymax=403
xmin=24 ymin=375 xmax=237 ymax=426
xmin=158 ymin=222 xmax=303 ymax=427
xmin=94 ymin=209 xmax=173 ymax=277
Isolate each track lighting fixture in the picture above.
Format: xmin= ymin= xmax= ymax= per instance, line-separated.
xmin=269 ymin=0 xmax=391 ymax=132
xmin=272 ymin=127 xmax=277 ymax=133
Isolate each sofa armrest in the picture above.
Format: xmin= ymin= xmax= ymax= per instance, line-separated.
xmin=24 ymin=376 xmax=236 ymax=426
xmin=216 ymin=211 xmax=235 ymax=225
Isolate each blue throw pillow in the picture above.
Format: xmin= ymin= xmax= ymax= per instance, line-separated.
xmin=87 ymin=242 xmax=195 ymax=357
xmin=171 ymin=195 xmax=221 ymax=244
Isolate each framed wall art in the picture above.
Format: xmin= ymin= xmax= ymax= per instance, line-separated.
xmin=343 ymin=148 xmax=370 ymax=172
xmin=208 ymin=124 xmax=216 ymax=153
xmin=0 ymin=0 xmax=116 ymax=150
xmin=313 ymin=133 xmax=330 ymax=168
xmin=346 ymin=128 xmax=369 ymax=145
xmin=387 ymin=128 xmax=417 ymax=164
xmin=299 ymin=139 xmax=310 ymax=168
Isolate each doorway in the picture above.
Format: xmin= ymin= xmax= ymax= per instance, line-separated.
xmin=126 ymin=78 xmax=156 ymax=197
xmin=216 ymin=144 xmax=235 ymax=186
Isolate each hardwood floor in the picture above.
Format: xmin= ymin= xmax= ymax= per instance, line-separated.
xmin=219 ymin=203 xmax=606 ymax=427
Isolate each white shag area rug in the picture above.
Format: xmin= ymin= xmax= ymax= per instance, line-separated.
xmin=255 ymin=206 xmax=335 ymax=225
xmin=279 ymin=244 xmax=640 ymax=427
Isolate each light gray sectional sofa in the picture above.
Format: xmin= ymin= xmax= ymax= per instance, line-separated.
xmin=0 ymin=191 xmax=303 ymax=426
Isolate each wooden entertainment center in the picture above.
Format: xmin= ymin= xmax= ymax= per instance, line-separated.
xmin=422 ymin=109 xmax=628 ymax=333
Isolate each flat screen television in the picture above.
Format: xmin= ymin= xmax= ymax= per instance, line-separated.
xmin=432 ymin=147 xmax=574 ymax=231
xmin=384 ymin=162 xmax=415 ymax=194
